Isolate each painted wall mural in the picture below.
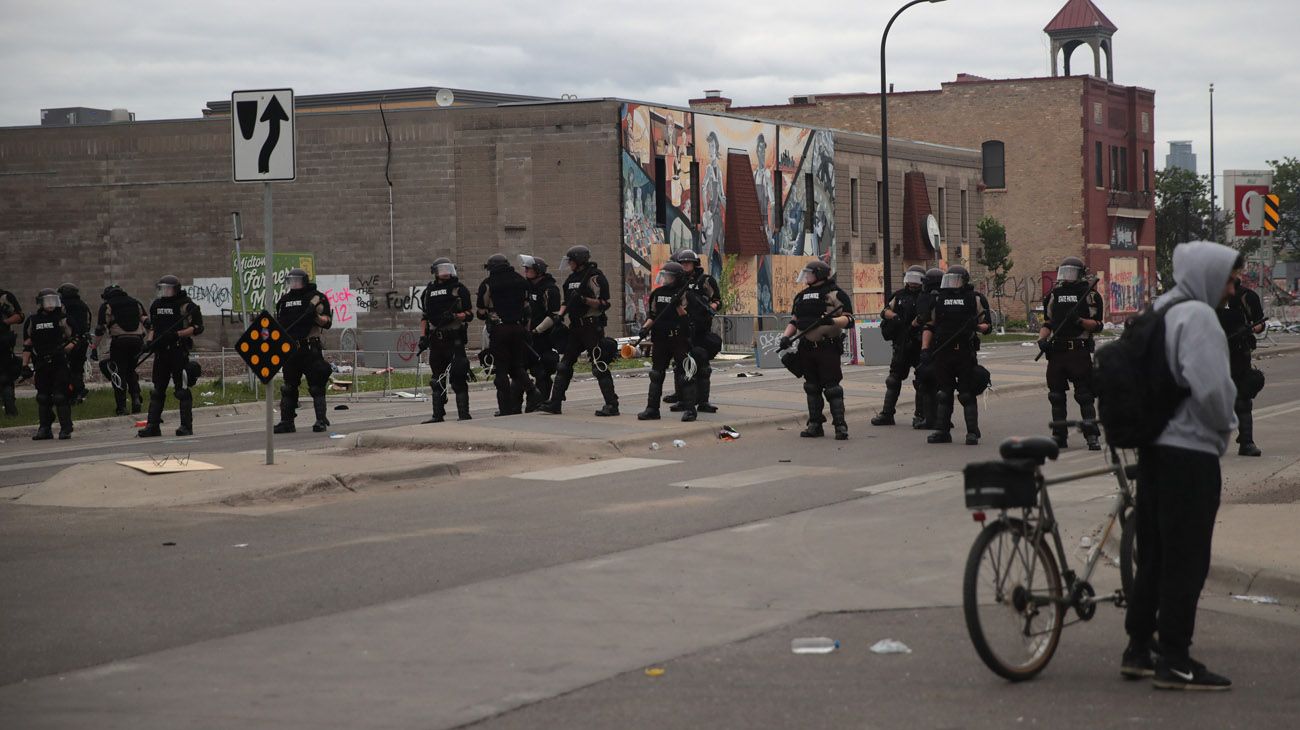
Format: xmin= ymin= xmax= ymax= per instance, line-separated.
xmin=1108 ymin=257 xmax=1142 ymax=314
xmin=618 ymin=104 xmax=835 ymax=327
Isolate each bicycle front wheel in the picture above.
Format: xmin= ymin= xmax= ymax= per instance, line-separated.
xmin=963 ymin=518 xmax=1064 ymax=681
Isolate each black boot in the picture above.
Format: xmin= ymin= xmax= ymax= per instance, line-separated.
xmin=664 ymin=369 xmax=683 ymax=405
xmin=827 ymin=385 xmax=848 ymax=440
xmin=923 ymin=386 xmax=940 ymax=430
xmin=539 ymin=364 xmax=572 ymax=414
xmin=130 ymin=388 xmax=143 ymax=414
xmin=1077 ymin=393 xmax=1101 ymax=450
xmin=594 ymin=372 xmax=619 ymax=417
xmin=800 ymin=383 xmax=825 ymax=438
xmin=455 ymin=389 xmax=472 ymax=420
xmin=910 ymin=380 xmax=925 ymax=428
xmin=639 ymin=370 xmax=664 ymax=420
xmin=424 ymin=389 xmax=447 ymax=424
xmin=1236 ymin=397 xmax=1261 ymax=456
xmin=33 ymin=394 xmax=54 ymax=440
xmin=311 ymin=394 xmax=330 ymax=433
xmin=912 ymin=385 xmax=930 ymax=429
xmin=138 ymin=392 xmax=164 ymax=437
xmin=680 ymin=378 xmax=698 ymax=422
xmin=55 ymin=395 xmax=74 ymax=439
xmin=494 ymin=381 xmax=512 ymax=417
xmin=959 ymin=392 xmax=980 ymax=446
xmin=113 ymin=388 xmax=129 ymax=416
xmin=175 ymin=389 xmax=194 ymax=436
xmin=928 ymin=391 xmax=954 ymax=444
xmin=695 ymin=365 xmax=716 ymax=413
xmin=1049 ymin=391 xmax=1069 ymax=448
xmin=873 ymin=376 xmax=901 ymax=426
xmin=274 ymin=386 xmax=297 ymax=433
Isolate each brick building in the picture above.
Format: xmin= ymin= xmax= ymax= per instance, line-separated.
xmin=700 ymin=0 xmax=1156 ymax=322
xmin=0 ymin=93 xmax=984 ymax=350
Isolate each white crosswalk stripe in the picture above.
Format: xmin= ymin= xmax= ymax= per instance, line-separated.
xmin=511 ymin=457 xmax=681 ymax=482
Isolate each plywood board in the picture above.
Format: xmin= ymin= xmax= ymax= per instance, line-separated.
xmin=117 ymin=460 xmax=224 ymax=475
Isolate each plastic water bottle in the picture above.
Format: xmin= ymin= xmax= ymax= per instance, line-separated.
xmin=791 ymin=637 xmax=839 ymax=655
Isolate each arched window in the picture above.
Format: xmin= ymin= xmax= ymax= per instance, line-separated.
xmin=982 ymin=141 xmax=1005 ymax=189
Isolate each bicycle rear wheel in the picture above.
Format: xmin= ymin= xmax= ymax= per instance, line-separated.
xmin=963 ymin=518 xmax=1064 ymax=681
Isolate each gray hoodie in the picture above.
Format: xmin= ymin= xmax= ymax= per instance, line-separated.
xmin=1153 ymin=241 xmax=1239 ymax=456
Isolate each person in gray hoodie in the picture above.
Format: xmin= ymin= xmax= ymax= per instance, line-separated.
xmin=1122 ymin=240 xmax=1240 ymax=691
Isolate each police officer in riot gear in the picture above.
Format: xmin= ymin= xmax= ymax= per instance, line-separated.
xmin=779 ymin=260 xmax=853 ymax=439
xmin=872 ymin=265 xmax=927 ymax=427
xmin=1037 ymin=256 xmax=1104 ymax=450
xmin=477 ymin=254 xmax=541 ymax=417
xmin=57 ymin=283 xmax=93 ymax=403
xmin=1218 ymin=267 xmax=1266 ymax=456
xmin=912 ymin=267 xmax=945 ymax=429
xmin=537 ymin=245 xmax=620 ymax=416
xmin=273 ymin=268 xmax=334 ymax=433
xmin=420 ymin=258 xmax=474 ymax=423
xmin=22 ymin=289 xmax=77 ymax=439
xmin=920 ymin=265 xmax=990 ymax=445
xmin=639 ymin=261 xmax=702 ymax=422
xmin=0 ymin=286 xmax=23 ymax=417
xmin=94 ymin=284 xmax=149 ymax=415
xmin=522 ymin=255 xmax=562 ymax=412
xmin=664 ymin=249 xmax=722 ymax=413
xmin=138 ymin=275 xmax=204 ymax=438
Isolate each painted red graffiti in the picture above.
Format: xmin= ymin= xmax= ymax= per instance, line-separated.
xmin=395 ymin=330 xmax=421 ymax=363
xmin=323 ymin=288 xmax=356 ymax=325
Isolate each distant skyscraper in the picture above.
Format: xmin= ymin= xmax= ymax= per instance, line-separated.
xmin=1166 ymin=140 xmax=1197 ymax=174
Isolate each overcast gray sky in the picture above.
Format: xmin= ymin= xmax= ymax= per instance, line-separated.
xmin=2 ymin=0 xmax=1295 ymax=181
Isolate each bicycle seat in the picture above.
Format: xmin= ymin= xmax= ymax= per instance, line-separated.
xmin=998 ymin=436 xmax=1060 ymax=465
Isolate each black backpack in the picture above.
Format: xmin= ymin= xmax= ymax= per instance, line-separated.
xmin=1094 ymin=298 xmax=1193 ymax=448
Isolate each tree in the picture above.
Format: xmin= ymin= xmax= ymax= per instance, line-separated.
xmin=974 ymin=215 xmax=1013 ymax=295
xmin=1266 ymin=156 xmax=1300 ymax=261
xmin=717 ymin=253 xmax=740 ymax=314
xmin=1154 ymin=167 xmax=1215 ymax=286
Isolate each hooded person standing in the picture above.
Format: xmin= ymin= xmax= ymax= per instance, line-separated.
xmin=57 ymin=283 xmax=93 ymax=403
xmin=1217 ymin=271 xmax=1266 ymax=456
xmin=1121 ymin=241 xmax=1240 ymax=691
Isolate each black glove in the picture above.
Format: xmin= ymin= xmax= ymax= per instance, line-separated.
xmin=779 ymin=336 xmax=794 ymax=351
xmin=819 ymin=314 xmax=837 ymax=326
xmin=19 ymin=364 xmax=34 ymax=380
xmin=89 ymin=346 xmax=99 ymax=361
xmin=919 ymin=349 xmax=933 ymax=367
xmin=417 ymin=335 xmax=430 ymax=352
xmin=1037 ymin=339 xmax=1051 ymax=355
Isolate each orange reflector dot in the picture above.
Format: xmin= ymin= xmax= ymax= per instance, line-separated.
xmin=281 ymin=343 xmax=291 ymax=353
xmin=261 ymin=367 xmax=270 ymax=378
xmin=250 ymin=329 xmax=259 ymax=340
xmin=250 ymin=355 xmax=259 ymax=365
xmin=239 ymin=342 xmax=249 ymax=353
xmin=260 ymin=342 xmax=269 ymax=353
xmin=271 ymin=330 xmax=281 ymax=341
xmin=271 ymin=355 xmax=280 ymax=366
xmin=261 ymin=318 xmax=269 ymax=327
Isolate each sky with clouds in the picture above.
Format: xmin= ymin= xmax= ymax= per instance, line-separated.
xmin=2 ymin=0 xmax=1296 ymax=183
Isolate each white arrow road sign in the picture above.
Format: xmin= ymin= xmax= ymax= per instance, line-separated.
xmin=231 ymin=88 xmax=295 ymax=183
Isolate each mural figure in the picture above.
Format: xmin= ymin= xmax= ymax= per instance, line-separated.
xmin=701 ymin=131 xmax=726 ymax=252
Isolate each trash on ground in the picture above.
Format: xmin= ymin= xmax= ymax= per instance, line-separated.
xmin=718 ymin=425 xmax=741 ymax=441
xmin=201 ymin=391 xmax=215 ymax=396
xmin=334 ymin=404 xmax=349 ymax=410
xmin=649 ymin=442 xmax=661 ymax=451
xmin=372 ymin=367 xmax=395 ymax=375
xmin=791 ymin=637 xmax=839 ymax=655
xmin=644 ymin=667 xmax=665 ymax=677
xmin=737 ymin=372 xmax=764 ymax=377
xmin=869 ymin=639 xmax=912 ymax=654
xmin=202 ymin=401 xmax=215 ymax=406
xmin=134 ymin=420 xmax=148 ymax=428
xmin=394 ymin=391 xmax=418 ymax=398
xmin=329 ymin=433 xmax=346 ymax=439
xmin=161 ymin=542 xmax=176 ymax=547
xmin=1231 ymin=594 xmax=1280 ymax=605
xmin=232 ymin=543 xmax=249 ymax=548
xmin=779 ymin=459 xmax=792 ymax=463
xmin=672 ymin=439 xmax=686 ymax=448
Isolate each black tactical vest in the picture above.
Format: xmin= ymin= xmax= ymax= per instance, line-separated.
xmin=932 ymin=289 xmax=978 ymax=344
xmin=149 ymin=297 xmax=190 ymax=347
xmin=564 ymin=266 xmax=604 ymax=319
xmin=422 ymin=280 xmax=467 ymax=327
xmin=108 ymin=294 xmax=144 ymax=333
xmin=649 ymin=284 xmax=690 ymax=333
xmin=1048 ymin=282 xmax=1090 ymax=339
xmin=27 ymin=310 xmax=67 ymax=356
xmin=482 ymin=270 xmax=530 ymax=324
xmin=792 ymin=283 xmax=835 ymax=329
xmin=528 ymin=275 xmax=559 ymax=329
xmin=277 ymin=287 xmax=321 ymax=340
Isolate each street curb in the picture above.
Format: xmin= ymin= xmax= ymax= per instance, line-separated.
xmin=213 ymin=456 xmax=485 ymax=508
xmin=1206 ymin=562 xmax=1300 ymax=608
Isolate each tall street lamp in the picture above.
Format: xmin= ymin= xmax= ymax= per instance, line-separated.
xmin=880 ymin=0 xmax=947 ymax=294
xmin=1208 ymin=83 xmax=1217 ymax=242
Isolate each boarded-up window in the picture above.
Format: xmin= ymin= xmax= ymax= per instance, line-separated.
xmin=981 ymin=141 xmax=1005 ymax=189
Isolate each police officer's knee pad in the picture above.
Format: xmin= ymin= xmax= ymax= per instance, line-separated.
xmin=1048 ymin=391 xmax=1068 ymax=407
xmin=150 ymin=387 xmax=166 ymax=401
xmin=885 ymin=375 xmax=902 ymax=390
xmin=51 ymin=391 xmax=68 ymax=406
xmin=280 ymin=385 xmax=297 ymax=399
xmin=556 ymin=361 xmax=574 ymax=378
xmin=1073 ymin=389 xmax=1094 ymax=406
xmin=175 ymin=388 xmax=192 ymax=403
xmin=452 ymin=384 xmax=469 ymax=395
xmin=958 ymin=392 xmax=977 ymax=407
xmin=35 ymin=392 xmax=51 ymax=406
xmin=824 ymin=384 xmax=844 ymax=399
xmin=308 ymin=385 xmax=326 ymax=399
xmin=803 ymin=381 xmax=821 ymax=397
xmin=649 ymin=369 xmax=666 ymax=386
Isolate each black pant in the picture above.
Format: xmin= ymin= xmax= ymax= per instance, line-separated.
xmin=795 ymin=337 xmax=843 ymax=388
xmin=489 ymin=323 xmax=535 ymax=415
xmin=108 ymin=335 xmax=145 ymax=410
xmin=66 ymin=342 xmax=89 ymax=398
xmin=931 ymin=344 xmax=979 ymax=436
xmin=279 ymin=339 xmax=330 ymax=425
xmin=649 ymin=328 xmax=695 ymax=411
xmin=1229 ymin=349 xmax=1255 ymax=445
xmin=148 ymin=346 xmax=193 ymax=429
xmin=1046 ymin=346 xmax=1098 ymax=439
xmin=529 ymin=333 xmax=558 ymax=406
xmin=32 ymin=352 xmax=73 ymax=433
xmin=548 ymin=320 xmax=617 ymax=407
xmin=0 ymin=332 xmax=18 ymax=415
xmin=1125 ymin=445 xmax=1222 ymax=660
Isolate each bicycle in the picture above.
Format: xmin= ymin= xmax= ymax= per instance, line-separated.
xmin=960 ymin=420 xmax=1139 ymax=681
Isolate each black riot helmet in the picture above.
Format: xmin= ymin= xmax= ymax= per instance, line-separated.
xmin=156 ymin=274 xmax=181 ymax=299
xmin=798 ymin=260 xmax=833 ymax=285
xmin=101 ymin=284 xmax=124 ymax=300
xmin=924 ymin=267 xmax=943 ymax=291
xmin=656 ymin=261 xmax=687 ymax=287
xmin=37 ymin=287 xmax=61 ymax=311
xmin=519 ymin=255 xmax=548 ymax=277
xmin=561 ymin=245 xmax=592 ymax=269
xmin=1056 ymin=256 xmax=1086 ymax=284
xmin=903 ymin=265 xmax=925 ymax=288
xmin=286 ymin=267 xmax=311 ymax=290
xmin=940 ymin=265 xmax=970 ymax=290
xmin=57 ymin=283 xmax=80 ymax=299
xmin=484 ymin=253 xmax=511 ymax=273
xmin=671 ymin=249 xmax=702 ymax=271
xmin=431 ymin=257 xmax=457 ymax=279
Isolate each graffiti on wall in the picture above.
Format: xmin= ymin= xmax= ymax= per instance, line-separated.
xmin=618 ymin=104 xmax=834 ymax=327
xmin=186 ymin=274 xmax=360 ymax=329
xmin=852 ymin=263 xmax=885 ymax=315
xmin=1109 ymin=257 xmax=1142 ymax=314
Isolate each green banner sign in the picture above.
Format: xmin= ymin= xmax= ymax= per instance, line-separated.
xmin=230 ymin=252 xmax=315 ymax=313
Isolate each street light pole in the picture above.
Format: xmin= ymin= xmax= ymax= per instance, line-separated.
xmin=880 ymin=0 xmax=947 ymax=294
xmin=1208 ymin=83 xmax=1217 ymax=242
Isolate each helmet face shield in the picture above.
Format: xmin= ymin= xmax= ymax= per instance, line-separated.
xmin=287 ymin=274 xmax=306 ymax=290
xmin=519 ymin=255 xmax=537 ymax=270
xmin=940 ymin=272 xmax=965 ymax=290
xmin=655 ymin=269 xmax=678 ymax=288
xmin=1056 ymin=265 xmax=1082 ymax=283
xmin=157 ymin=284 xmax=177 ymax=299
xmin=435 ymin=262 xmax=457 ymax=279
xmin=903 ymin=270 xmax=925 ymax=287
xmin=41 ymin=294 xmax=62 ymax=310
xmin=797 ymin=267 xmax=817 ymax=285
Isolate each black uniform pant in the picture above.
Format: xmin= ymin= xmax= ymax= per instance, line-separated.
xmin=67 ymin=342 xmax=89 ymax=399
xmin=279 ymin=338 xmax=330 ymax=425
xmin=1046 ymin=343 xmax=1097 ymax=439
xmin=672 ymin=327 xmax=715 ymax=405
xmin=427 ymin=334 xmax=470 ymax=420
xmin=548 ymin=320 xmax=617 ymax=407
xmin=489 ymin=323 xmax=537 ymax=415
xmin=148 ymin=346 xmax=193 ymax=429
xmin=528 ymin=333 xmax=558 ymax=408
xmin=882 ymin=339 xmax=921 ymax=419
xmin=108 ymin=335 xmax=145 ymax=408
xmin=1126 ymin=446 xmax=1221 ymax=661
xmin=1229 ymin=350 xmax=1255 ymax=445
xmin=796 ymin=337 xmax=846 ymax=430
xmin=931 ymin=344 xmax=980 ymax=436
xmin=32 ymin=352 xmax=74 ymax=433
xmin=648 ymin=329 xmax=695 ymax=412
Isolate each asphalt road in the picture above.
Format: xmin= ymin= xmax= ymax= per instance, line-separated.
xmin=2 ymin=347 xmax=1298 ymax=728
